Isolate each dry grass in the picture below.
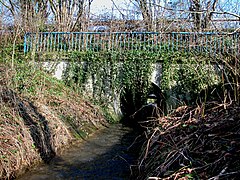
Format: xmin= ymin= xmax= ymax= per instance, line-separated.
xmin=0 ymin=63 xmax=107 ymax=179
xmin=135 ymin=102 xmax=240 ymax=179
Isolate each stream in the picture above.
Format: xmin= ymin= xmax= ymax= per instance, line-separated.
xmin=17 ymin=124 xmax=140 ymax=180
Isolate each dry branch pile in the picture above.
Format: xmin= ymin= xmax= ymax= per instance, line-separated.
xmin=136 ymin=103 xmax=240 ymax=179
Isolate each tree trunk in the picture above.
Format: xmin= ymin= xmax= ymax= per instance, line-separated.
xmin=190 ymin=0 xmax=219 ymax=31
xmin=137 ymin=0 xmax=153 ymax=31
xmin=190 ymin=0 xmax=201 ymax=31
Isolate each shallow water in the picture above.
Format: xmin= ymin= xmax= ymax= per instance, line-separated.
xmin=17 ymin=124 xmax=138 ymax=180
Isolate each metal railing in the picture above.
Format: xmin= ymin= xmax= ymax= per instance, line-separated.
xmin=24 ymin=32 xmax=239 ymax=58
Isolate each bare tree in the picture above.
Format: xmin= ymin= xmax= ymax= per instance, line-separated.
xmin=0 ymin=0 xmax=94 ymax=32
xmin=20 ymin=0 xmax=49 ymax=31
xmin=49 ymin=0 xmax=93 ymax=32
xmin=0 ymin=0 xmax=49 ymax=32
xmin=133 ymin=0 xmax=239 ymax=32
xmin=134 ymin=0 xmax=153 ymax=31
xmin=190 ymin=0 xmax=218 ymax=31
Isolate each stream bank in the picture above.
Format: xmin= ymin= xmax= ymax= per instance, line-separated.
xmin=0 ymin=64 xmax=110 ymax=179
xmin=17 ymin=124 xmax=139 ymax=180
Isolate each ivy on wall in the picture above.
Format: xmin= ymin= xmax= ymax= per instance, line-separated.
xmin=63 ymin=50 xmax=157 ymax=116
xmin=161 ymin=52 xmax=222 ymax=112
xmin=63 ymin=50 xmax=222 ymax=116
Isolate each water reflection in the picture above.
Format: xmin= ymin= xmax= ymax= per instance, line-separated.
xmin=17 ymin=124 xmax=138 ymax=180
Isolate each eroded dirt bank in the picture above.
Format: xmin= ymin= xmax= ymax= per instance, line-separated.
xmin=16 ymin=124 xmax=138 ymax=180
xmin=0 ymin=65 xmax=108 ymax=179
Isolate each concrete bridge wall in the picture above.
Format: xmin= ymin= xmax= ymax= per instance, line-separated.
xmin=40 ymin=61 xmax=162 ymax=115
xmin=40 ymin=60 xmax=222 ymax=116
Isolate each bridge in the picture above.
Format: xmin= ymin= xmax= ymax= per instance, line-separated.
xmin=24 ymin=32 xmax=240 ymax=59
xmin=23 ymin=31 xmax=240 ymax=115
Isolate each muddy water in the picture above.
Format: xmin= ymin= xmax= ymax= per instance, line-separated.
xmin=17 ymin=124 xmax=139 ymax=180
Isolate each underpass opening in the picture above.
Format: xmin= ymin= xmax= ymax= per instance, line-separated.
xmin=120 ymin=82 xmax=166 ymax=130
xmin=24 ymin=32 xmax=239 ymax=128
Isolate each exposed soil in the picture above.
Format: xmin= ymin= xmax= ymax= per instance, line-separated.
xmin=0 ymin=65 xmax=108 ymax=179
xmin=1 ymin=63 xmax=240 ymax=180
xmin=17 ymin=124 xmax=139 ymax=180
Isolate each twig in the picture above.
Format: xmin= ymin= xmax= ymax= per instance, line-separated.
xmin=208 ymin=170 xmax=240 ymax=180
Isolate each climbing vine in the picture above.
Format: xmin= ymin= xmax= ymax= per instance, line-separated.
xmin=63 ymin=49 xmax=222 ymax=117
xmin=63 ymin=50 xmax=158 ymax=116
xmin=161 ymin=52 xmax=222 ymax=112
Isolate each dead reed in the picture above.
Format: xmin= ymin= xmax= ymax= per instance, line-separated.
xmin=136 ymin=102 xmax=240 ymax=179
xmin=0 ymin=63 xmax=107 ymax=179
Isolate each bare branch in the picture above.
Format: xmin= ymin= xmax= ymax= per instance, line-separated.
xmin=0 ymin=0 xmax=16 ymax=16
xmin=110 ymin=0 xmax=126 ymax=19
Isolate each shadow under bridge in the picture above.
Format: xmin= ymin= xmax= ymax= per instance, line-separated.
xmin=23 ymin=31 xmax=240 ymax=128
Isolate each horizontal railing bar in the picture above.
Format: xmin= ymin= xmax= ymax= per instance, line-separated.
xmin=25 ymin=32 xmax=239 ymax=35
xmin=23 ymin=31 xmax=240 ymax=59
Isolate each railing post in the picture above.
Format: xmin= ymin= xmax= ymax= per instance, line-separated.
xmin=24 ymin=33 xmax=28 ymax=53
xmin=23 ymin=32 xmax=239 ymax=59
